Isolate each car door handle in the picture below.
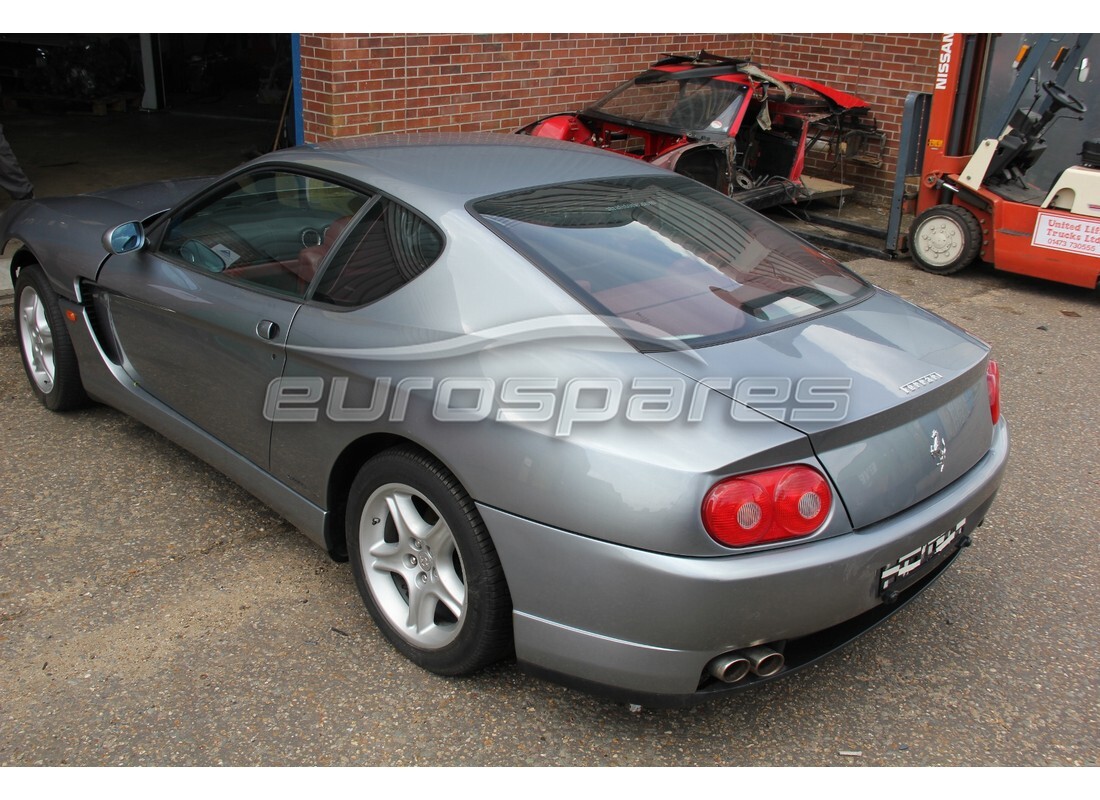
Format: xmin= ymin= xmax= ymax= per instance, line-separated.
xmin=256 ymin=319 xmax=280 ymax=340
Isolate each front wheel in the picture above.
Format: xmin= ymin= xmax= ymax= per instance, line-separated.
xmin=14 ymin=265 xmax=88 ymax=411
xmin=909 ymin=205 xmax=982 ymax=275
xmin=346 ymin=447 xmax=512 ymax=675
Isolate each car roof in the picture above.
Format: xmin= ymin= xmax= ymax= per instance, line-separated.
xmin=648 ymin=62 xmax=868 ymax=110
xmin=250 ymin=133 xmax=662 ymax=216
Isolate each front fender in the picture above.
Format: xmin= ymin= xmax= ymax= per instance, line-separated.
xmin=0 ymin=198 xmax=125 ymax=301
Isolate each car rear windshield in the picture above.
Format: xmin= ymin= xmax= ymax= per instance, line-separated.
xmin=473 ymin=175 xmax=871 ymax=350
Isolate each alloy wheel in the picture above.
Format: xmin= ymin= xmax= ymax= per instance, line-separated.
xmin=18 ymin=285 xmax=56 ymax=394
xmin=358 ymin=482 xmax=467 ymax=649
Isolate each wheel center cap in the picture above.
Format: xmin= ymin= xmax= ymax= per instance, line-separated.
xmin=417 ymin=551 xmax=435 ymax=572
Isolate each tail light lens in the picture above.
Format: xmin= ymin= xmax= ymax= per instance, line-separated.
xmin=986 ymin=360 xmax=1001 ymax=425
xmin=702 ymin=465 xmax=832 ymax=548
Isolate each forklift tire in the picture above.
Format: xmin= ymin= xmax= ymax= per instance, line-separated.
xmin=909 ymin=205 xmax=982 ymax=275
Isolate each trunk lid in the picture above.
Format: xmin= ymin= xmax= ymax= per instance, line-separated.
xmin=649 ymin=290 xmax=995 ymax=529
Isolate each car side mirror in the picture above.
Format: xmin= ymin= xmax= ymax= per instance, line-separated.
xmin=102 ymin=221 xmax=146 ymax=255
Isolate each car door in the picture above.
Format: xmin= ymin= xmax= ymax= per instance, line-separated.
xmin=268 ymin=196 xmax=446 ymax=504
xmin=97 ymin=168 xmax=370 ymax=468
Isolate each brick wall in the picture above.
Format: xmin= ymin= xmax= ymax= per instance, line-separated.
xmin=299 ymin=33 xmax=942 ymax=204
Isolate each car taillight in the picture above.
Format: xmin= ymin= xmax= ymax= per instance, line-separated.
xmin=986 ymin=360 xmax=1001 ymax=425
xmin=702 ymin=465 xmax=832 ymax=548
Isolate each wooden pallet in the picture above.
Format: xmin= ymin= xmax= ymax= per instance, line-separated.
xmin=801 ymin=175 xmax=855 ymax=201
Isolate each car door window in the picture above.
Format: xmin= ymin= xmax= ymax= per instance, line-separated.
xmin=159 ymin=170 xmax=370 ymax=298
xmin=310 ymin=197 xmax=443 ymax=307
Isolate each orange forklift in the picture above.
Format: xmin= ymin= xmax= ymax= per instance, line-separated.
xmin=908 ymin=33 xmax=1099 ymax=288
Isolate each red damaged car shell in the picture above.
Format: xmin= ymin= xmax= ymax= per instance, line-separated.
xmin=518 ymin=52 xmax=880 ymax=209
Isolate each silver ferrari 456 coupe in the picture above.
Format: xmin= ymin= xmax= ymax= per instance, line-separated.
xmin=2 ymin=133 xmax=1008 ymax=706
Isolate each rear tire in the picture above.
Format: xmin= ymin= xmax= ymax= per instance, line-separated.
xmin=909 ymin=205 xmax=982 ymax=275
xmin=346 ymin=446 xmax=513 ymax=676
xmin=14 ymin=265 xmax=89 ymax=411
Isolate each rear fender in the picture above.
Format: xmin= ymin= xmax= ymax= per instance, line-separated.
xmin=520 ymin=114 xmax=594 ymax=144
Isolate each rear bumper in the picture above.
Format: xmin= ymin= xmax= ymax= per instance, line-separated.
xmin=480 ymin=420 xmax=1009 ymax=706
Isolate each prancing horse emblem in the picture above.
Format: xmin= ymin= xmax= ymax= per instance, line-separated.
xmin=930 ymin=429 xmax=948 ymax=472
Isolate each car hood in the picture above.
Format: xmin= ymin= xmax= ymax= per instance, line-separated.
xmin=1 ymin=177 xmax=212 ymax=298
xmin=648 ymin=289 xmax=996 ymax=528
xmin=4 ymin=176 xmax=210 ymax=244
xmin=86 ymin=176 xmax=214 ymax=220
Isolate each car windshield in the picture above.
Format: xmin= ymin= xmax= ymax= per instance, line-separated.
xmin=473 ymin=175 xmax=871 ymax=350
xmin=585 ymin=72 xmax=748 ymax=134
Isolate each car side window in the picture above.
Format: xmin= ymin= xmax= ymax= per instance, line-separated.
xmin=158 ymin=170 xmax=370 ymax=298
xmin=310 ymin=197 xmax=443 ymax=308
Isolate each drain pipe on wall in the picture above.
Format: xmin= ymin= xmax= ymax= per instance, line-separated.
xmin=291 ymin=34 xmax=304 ymax=146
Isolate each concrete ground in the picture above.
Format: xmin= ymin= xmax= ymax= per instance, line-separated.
xmin=0 ymin=110 xmax=1098 ymax=769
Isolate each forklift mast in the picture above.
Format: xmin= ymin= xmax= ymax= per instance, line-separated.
xmin=915 ymin=33 xmax=1093 ymax=216
xmin=916 ymin=34 xmax=989 ymax=213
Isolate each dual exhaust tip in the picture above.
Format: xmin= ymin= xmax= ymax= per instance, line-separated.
xmin=706 ymin=645 xmax=784 ymax=684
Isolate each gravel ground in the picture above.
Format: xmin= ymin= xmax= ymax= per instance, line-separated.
xmin=0 ymin=253 xmax=1097 ymax=770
